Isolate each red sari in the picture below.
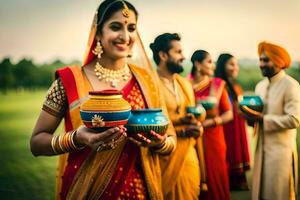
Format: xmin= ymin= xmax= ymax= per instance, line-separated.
xmin=223 ymin=84 xmax=250 ymax=190
xmin=194 ymin=78 xmax=230 ymax=200
xmin=60 ymin=76 xmax=149 ymax=200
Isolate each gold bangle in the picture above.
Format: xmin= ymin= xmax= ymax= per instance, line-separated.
xmin=71 ymin=130 xmax=85 ymax=150
xmin=62 ymin=134 xmax=70 ymax=152
xmin=51 ymin=135 xmax=58 ymax=154
xmin=58 ymin=134 xmax=66 ymax=153
xmin=53 ymin=135 xmax=64 ymax=154
xmin=52 ymin=130 xmax=86 ymax=154
xmin=66 ymin=133 xmax=73 ymax=151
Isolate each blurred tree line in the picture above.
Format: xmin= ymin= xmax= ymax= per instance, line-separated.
xmin=0 ymin=57 xmax=80 ymax=93
xmin=0 ymin=57 xmax=300 ymax=93
xmin=237 ymin=62 xmax=300 ymax=91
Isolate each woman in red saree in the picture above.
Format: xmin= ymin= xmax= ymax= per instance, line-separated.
xmin=30 ymin=1 xmax=176 ymax=199
xmin=190 ymin=50 xmax=233 ymax=200
xmin=215 ymin=53 xmax=250 ymax=190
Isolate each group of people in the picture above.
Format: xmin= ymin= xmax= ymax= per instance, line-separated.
xmin=30 ymin=0 xmax=300 ymax=200
xmin=150 ymin=33 xmax=248 ymax=200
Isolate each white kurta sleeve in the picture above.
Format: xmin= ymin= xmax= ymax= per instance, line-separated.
xmin=263 ymin=81 xmax=300 ymax=132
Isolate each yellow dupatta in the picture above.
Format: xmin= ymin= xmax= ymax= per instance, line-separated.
xmin=175 ymin=75 xmax=207 ymax=192
xmin=159 ymin=74 xmax=207 ymax=198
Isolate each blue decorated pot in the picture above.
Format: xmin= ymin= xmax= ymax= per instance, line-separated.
xmin=197 ymin=96 xmax=218 ymax=110
xmin=186 ymin=105 xmax=206 ymax=121
xmin=80 ymin=90 xmax=131 ymax=131
xmin=126 ymin=108 xmax=169 ymax=136
xmin=239 ymin=95 xmax=263 ymax=117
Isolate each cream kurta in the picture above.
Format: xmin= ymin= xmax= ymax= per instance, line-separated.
xmin=252 ymin=70 xmax=300 ymax=200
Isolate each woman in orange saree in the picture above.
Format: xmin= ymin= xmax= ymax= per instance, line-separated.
xmin=189 ymin=50 xmax=232 ymax=200
xmin=215 ymin=53 xmax=250 ymax=190
xmin=30 ymin=1 xmax=176 ymax=200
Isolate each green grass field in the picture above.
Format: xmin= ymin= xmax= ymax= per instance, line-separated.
xmin=0 ymin=91 xmax=58 ymax=199
xmin=0 ymin=90 xmax=299 ymax=200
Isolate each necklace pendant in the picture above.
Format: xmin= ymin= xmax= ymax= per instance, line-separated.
xmin=111 ymin=80 xmax=118 ymax=88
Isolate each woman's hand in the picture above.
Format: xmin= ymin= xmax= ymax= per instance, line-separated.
xmin=180 ymin=113 xmax=197 ymax=125
xmin=202 ymin=118 xmax=215 ymax=129
xmin=128 ymin=130 xmax=167 ymax=148
xmin=177 ymin=113 xmax=203 ymax=138
xmin=184 ymin=121 xmax=204 ymax=138
xmin=76 ymin=125 xmax=127 ymax=152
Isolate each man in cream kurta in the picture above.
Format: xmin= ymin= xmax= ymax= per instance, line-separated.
xmin=251 ymin=42 xmax=300 ymax=200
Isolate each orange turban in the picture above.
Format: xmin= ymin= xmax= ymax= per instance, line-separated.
xmin=258 ymin=41 xmax=291 ymax=69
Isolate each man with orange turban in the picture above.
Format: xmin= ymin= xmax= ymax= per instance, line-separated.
xmin=251 ymin=41 xmax=300 ymax=200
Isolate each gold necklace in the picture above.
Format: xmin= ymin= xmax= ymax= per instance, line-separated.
xmin=94 ymin=62 xmax=131 ymax=88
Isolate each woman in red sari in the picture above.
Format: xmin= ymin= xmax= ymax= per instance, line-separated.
xmin=30 ymin=1 xmax=176 ymax=199
xmin=190 ymin=50 xmax=233 ymax=200
xmin=215 ymin=53 xmax=250 ymax=190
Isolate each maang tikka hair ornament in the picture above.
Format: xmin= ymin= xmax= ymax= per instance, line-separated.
xmin=121 ymin=1 xmax=130 ymax=18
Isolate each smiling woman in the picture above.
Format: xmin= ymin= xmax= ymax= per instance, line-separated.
xmin=29 ymin=0 xmax=176 ymax=200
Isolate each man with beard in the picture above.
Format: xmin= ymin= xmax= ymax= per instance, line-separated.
xmin=150 ymin=33 xmax=205 ymax=199
xmin=250 ymin=41 xmax=300 ymax=200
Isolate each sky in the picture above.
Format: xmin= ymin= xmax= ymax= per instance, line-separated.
xmin=0 ymin=0 xmax=299 ymax=64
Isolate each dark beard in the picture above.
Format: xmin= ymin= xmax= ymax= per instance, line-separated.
xmin=260 ymin=67 xmax=276 ymax=78
xmin=166 ymin=60 xmax=184 ymax=74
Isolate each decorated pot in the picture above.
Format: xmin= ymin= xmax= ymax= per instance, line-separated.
xmin=126 ymin=108 xmax=169 ymax=136
xmin=239 ymin=95 xmax=263 ymax=117
xmin=80 ymin=90 xmax=131 ymax=131
xmin=197 ymin=96 xmax=218 ymax=110
xmin=186 ymin=105 xmax=206 ymax=121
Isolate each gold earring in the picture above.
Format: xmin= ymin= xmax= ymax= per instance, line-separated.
xmin=92 ymin=39 xmax=103 ymax=59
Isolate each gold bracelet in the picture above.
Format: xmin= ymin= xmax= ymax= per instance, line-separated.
xmin=70 ymin=130 xmax=77 ymax=149
xmin=66 ymin=133 xmax=73 ymax=151
xmin=51 ymin=130 xmax=86 ymax=155
xmin=71 ymin=130 xmax=85 ymax=150
xmin=51 ymin=135 xmax=58 ymax=154
xmin=59 ymin=134 xmax=67 ymax=152
xmin=62 ymin=133 xmax=70 ymax=152
xmin=53 ymin=135 xmax=64 ymax=154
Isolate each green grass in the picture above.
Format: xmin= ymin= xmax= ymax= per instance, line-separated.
xmin=0 ymin=91 xmax=58 ymax=200
xmin=0 ymin=90 xmax=299 ymax=200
